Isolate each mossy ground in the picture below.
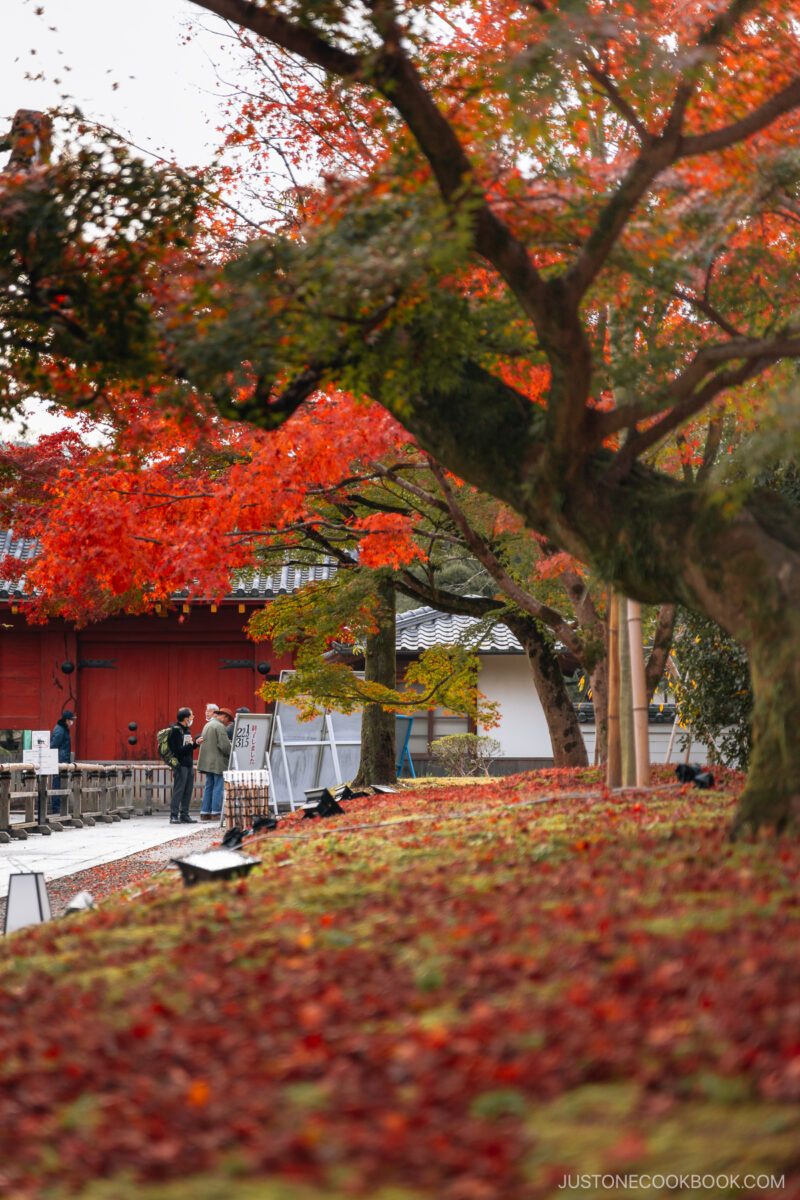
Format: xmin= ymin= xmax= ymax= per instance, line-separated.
xmin=2 ymin=767 xmax=798 ymax=1199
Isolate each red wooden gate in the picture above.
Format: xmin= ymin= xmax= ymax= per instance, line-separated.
xmin=77 ymin=639 xmax=266 ymax=761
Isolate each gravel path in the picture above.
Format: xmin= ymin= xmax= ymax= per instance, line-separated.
xmin=1 ymin=825 xmax=220 ymax=925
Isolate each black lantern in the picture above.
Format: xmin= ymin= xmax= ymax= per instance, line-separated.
xmin=61 ymin=661 xmax=75 ymax=675
xmin=171 ymin=848 xmax=262 ymax=886
xmin=302 ymin=788 xmax=345 ymax=819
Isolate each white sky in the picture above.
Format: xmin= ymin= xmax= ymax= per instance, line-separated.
xmin=2 ymin=0 xmax=234 ymax=165
xmin=1 ymin=0 xmax=240 ymax=439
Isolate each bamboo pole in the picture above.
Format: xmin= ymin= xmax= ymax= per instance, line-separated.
xmin=606 ymin=592 xmax=621 ymax=788
xmin=664 ymin=711 xmax=680 ymax=764
xmin=618 ymin=599 xmax=636 ymax=786
xmin=627 ymin=598 xmax=651 ymax=787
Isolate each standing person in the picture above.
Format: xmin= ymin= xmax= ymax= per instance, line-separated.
xmin=204 ymin=702 xmax=219 ymax=723
xmin=167 ymin=707 xmax=201 ymax=825
xmin=49 ymin=709 xmax=76 ymax=816
xmin=197 ymin=706 xmax=234 ymax=820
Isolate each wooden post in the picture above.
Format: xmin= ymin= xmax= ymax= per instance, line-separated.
xmin=77 ymin=767 xmax=95 ymax=826
xmin=98 ymin=767 xmax=110 ymax=821
xmin=606 ymin=593 xmax=621 ymax=788
xmin=69 ymin=765 xmax=84 ymax=825
xmin=0 ymin=770 xmax=11 ymax=843
xmin=627 ymin=598 xmax=651 ymax=788
xmin=24 ymin=766 xmax=36 ymax=825
xmin=62 ymin=764 xmax=81 ymax=826
xmin=100 ymin=767 xmax=119 ymax=822
xmin=60 ymin=765 xmax=71 ymax=820
xmin=36 ymin=775 xmax=54 ymax=834
xmin=118 ymin=766 xmax=133 ymax=816
xmin=6 ymin=766 xmax=32 ymax=838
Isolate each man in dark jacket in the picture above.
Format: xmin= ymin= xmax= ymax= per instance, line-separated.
xmin=167 ymin=707 xmax=201 ymax=824
xmin=50 ymin=709 xmax=76 ymax=815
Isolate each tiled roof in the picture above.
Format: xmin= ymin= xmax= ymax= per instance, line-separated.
xmin=0 ymin=530 xmax=337 ymax=601
xmin=396 ymin=606 xmax=523 ymax=654
xmin=173 ymin=560 xmax=339 ymax=600
xmin=0 ymin=530 xmax=40 ymax=599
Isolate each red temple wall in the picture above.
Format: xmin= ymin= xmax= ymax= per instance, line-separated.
xmin=0 ymin=603 xmax=288 ymax=761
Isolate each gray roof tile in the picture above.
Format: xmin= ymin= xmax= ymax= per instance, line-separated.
xmin=0 ymin=531 xmax=337 ymax=601
xmin=396 ymin=606 xmax=523 ymax=654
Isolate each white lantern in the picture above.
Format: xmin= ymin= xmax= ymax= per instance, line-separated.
xmin=4 ymin=872 xmax=51 ymax=935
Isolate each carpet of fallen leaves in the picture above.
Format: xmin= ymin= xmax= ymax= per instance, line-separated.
xmin=2 ymin=767 xmax=800 ymax=1200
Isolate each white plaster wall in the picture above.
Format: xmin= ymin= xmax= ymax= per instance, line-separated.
xmin=579 ymin=722 xmax=710 ymax=766
xmin=411 ymin=651 xmax=714 ymax=768
xmin=477 ymin=655 xmax=552 ymax=757
xmin=477 ymin=654 xmax=710 ymax=765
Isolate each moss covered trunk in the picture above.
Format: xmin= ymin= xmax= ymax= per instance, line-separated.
xmin=730 ymin=633 xmax=800 ymax=834
xmin=401 ymin=368 xmax=800 ymax=830
xmin=589 ymin=655 xmax=609 ymax=765
xmin=352 ymin=572 xmax=397 ymax=788
xmin=674 ymin=498 xmax=800 ymax=833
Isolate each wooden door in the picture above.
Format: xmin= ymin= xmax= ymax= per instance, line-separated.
xmin=77 ymin=641 xmax=164 ymax=761
xmin=77 ymin=639 xmax=263 ymax=760
xmin=168 ymin=643 xmax=260 ymax=736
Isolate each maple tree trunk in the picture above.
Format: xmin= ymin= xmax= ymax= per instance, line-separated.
xmin=402 ymin=368 xmax=800 ymax=829
xmin=646 ymin=602 xmax=676 ymax=702
xmin=352 ymin=572 xmax=397 ymax=788
xmin=589 ymin=655 xmax=609 ymax=765
xmin=506 ymin=616 xmax=588 ymax=768
xmin=730 ymin=629 xmax=800 ymax=835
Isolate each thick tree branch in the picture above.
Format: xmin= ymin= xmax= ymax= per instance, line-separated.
xmin=395 ymin=571 xmax=505 ymax=624
xmin=677 ymin=75 xmax=800 ymax=160
xmin=558 ymin=567 xmax=603 ymax=641
xmin=188 ymin=0 xmax=363 ymax=77
xmin=698 ymin=415 xmax=725 ymax=482
xmin=226 ymin=361 xmax=334 ymax=428
xmin=563 ymin=0 xmax=791 ymax=305
xmin=428 ymin=460 xmax=582 ymax=656
xmin=606 ymin=353 xmax=771 ymax=479
xmin=596 ymin=332 xmax=800 ymax=444
xmin=188 ymin=0 xmax=550 ymax=326
xmin=672 ymin=285 xmax=744 ymax=340
xmin=563 ymin=83 xmax=691 ymax=302
xmin=579 ymin=56 xmax=648 ymax=141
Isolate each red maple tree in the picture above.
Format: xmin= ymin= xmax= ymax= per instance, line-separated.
xmin=1 ymin=2 xmax=800 ymax=829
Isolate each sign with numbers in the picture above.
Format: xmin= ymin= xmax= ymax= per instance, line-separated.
xmin=229 ymin=713 xmax=273 ymax=771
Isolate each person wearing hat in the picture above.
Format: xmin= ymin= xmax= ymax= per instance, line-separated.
xmin=50 ymin=709 xmax=76 ymax=816
xmin=197 ymin=706 xmax=234 ymax=820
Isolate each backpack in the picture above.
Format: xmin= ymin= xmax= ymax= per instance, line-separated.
xmin=157 ymin=726 xmax=179 ymax=768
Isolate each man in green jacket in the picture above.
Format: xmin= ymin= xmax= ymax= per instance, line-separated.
xmin=197 ymin=706 xmax=233 ymax=820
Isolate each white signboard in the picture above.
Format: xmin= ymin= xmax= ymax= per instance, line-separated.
xmin=23 ymin=747 xmax=59 ymax=775
xmin=229 ymin=713 xmax=273 ymax=771
xmin=268 ymin=703 xmax=362 ymax=812
xmin=31 ymin=730 xmax=50 ymax=750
